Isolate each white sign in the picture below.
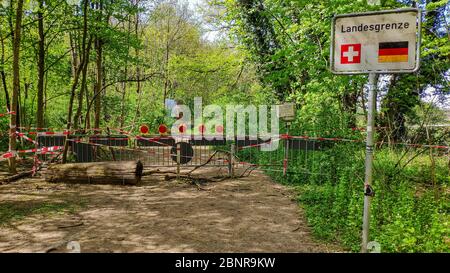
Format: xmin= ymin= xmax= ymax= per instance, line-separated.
xmin=277 ymin=103 xmax=296 ymax=121
xmin=330 ymin=9 xmax=421 ymax=74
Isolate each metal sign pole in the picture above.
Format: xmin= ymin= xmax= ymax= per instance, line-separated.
xmin=283 ymin=122 xmax=290 ymax=176
xmin=361 ymin=72 xmax=377 ymax=253
xmin=278 ymin=103 xmax=296 ymax=177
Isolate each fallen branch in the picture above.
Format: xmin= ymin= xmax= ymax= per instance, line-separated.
xmin=236 ymin=165 xmax=256 ymax=178
xmin=164 ymin=174 xmax=228 ymax=184
xmin=185 ymin=149 xmax=232 ymax=176
xmin=142 ymin=169 xmax=177 ymax=176
xmin=1 ymin=170 xmax=33 ymax=184
xmin=58 ymin=222 xmax=84 ymax=229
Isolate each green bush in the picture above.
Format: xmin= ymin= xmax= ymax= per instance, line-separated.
xmin=243 ymin=143 xmax=449 ymax=253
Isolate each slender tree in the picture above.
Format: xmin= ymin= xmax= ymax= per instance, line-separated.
xmin=8 ymin=0 xmax=24 ymax=174
xmin=94 ymin=0 xmax=104 ymax=132
xmin=62 ymin=0 xmax=90 ymax=163
xmin=36 ymin=0 xmax=45 ymax=129
xmin=0 ymin=25 xmax=10 ymax=112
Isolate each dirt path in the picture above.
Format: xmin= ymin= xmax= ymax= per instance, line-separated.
xmin=0 ymin=167 xmax=339 ymax=253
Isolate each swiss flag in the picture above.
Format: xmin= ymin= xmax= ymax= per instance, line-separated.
xmin=341 ymin=44 xmax=361 ymax=64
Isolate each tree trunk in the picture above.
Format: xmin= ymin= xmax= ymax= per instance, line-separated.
xmin=163 ymin=12 xmax=170 ymax=107
xmin=120 ymin=14 xmax=133 ymax=128
xmin=131 ymin=3 xmax=141 ymax=131
xmin=74 ymin=37 xmax=92 ymax=130
xmin=8 ymin=0 xmax=24 ymax=174
xmin=94 ymin=0 xmax=104 ymax=132
xmin=36 ymin=0 xmax=45 ymax=129
xmin=0 ymin=28 xmax=10 ymax=112
xmin=85 ymin=71 xmax=91 ymax=130
xmin=120 ymin=72 xmax=127 ymax=128
xmin=94 ymin=39 xmax=102 ymax=131
xmin=69 ymin=33 xmax=78 ymax=78
xmin=44 ymin=161 xmax=143 ymax=185
xmin=62 ymin=0 xmax=90 ymax=163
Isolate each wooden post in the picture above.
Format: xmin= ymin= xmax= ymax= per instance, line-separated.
xmin=229 ymin=143 xmax=235 ymax=178
xmin=176 ymin=142 xmax=180 ymax=179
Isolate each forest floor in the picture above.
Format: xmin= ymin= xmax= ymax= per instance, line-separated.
xmin=0 ymin=165 xmax=341 ymax=253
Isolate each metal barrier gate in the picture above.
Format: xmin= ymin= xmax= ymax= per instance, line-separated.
xmin=4 ymin=130 xmax=448 ymax=181
xmin=36 ymin=134 xmax=337 ymax=177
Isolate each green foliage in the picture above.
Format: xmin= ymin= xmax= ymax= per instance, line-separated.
xmin=0 ymin=117 xmax=8 ymax=151
xmin=244 ymin=141 xmax=449 ymax=252
xmin=218 ymin=0 xmax=450 ymax=252
xmin=0 ymin=0 xmax=260 ymax=135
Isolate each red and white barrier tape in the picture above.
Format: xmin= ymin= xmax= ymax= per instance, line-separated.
xmin=32 ymin=156 xmax=41 ymax=175
xmin=66 ymin=139 xmax=156 ymax=154
xmin=135 ymin=135 xmax=172 ymax=147
xmin=90 ymin=132 xmax=450 ymax=151
xmin=0 ymin=146 xmax=64 ymax=161
xmin=237 ymin=139 xmax=275 ymax=150
xmin=0 ymin=111 xmax=16 ymax=117
xmin=16 ymin=132 xmax=38 ymax=145
xmin=1 ymin=151 xmax=14 ymax=160
xmin=280 ymin=134 xmax=450 ymax=150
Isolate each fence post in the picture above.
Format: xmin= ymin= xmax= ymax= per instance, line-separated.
xmin=176 ymin=142 xmax=181 ymax=179
xmin=283 ymin=122 xmax=291 ymax=176
xmin=229 ymin=143 xmax=235 ymax=178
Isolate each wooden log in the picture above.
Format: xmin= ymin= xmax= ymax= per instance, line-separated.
xmin=44 ymin=160 xmax=143 ymax=185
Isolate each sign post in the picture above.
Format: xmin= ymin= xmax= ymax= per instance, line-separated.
xmin=330 ymin=8 xmax=421 ymax=253
xmin=277 ymin=103 xmax=296 ymax=176
xmin=362 ymin=72 xmax=377 ymax=253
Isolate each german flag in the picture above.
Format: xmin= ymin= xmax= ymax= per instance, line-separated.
xmin=378 ymin=41 xmax=408 ymax=63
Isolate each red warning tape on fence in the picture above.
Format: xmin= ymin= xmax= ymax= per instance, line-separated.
xmin=2 ymin=129 xmax=448 ymax=163
xmin=0 ymin=146 xmax=64 ymax=161
xmin=135 ymin=135 xmax=172 ymax=147
xmin=1 ymin=151 xmax=14 ymax=160
xmin=66 ymin=139 xmax=157 ymax=154
xmin=237 ymin=140 xmax=274 ymax=150
xmin=0 ymin=111 xmax=15 ymax=117
xmin=280 ymin=134 xmax=450 ymax=150
xmin=16 ymin=132 xmax=38 ymax=145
